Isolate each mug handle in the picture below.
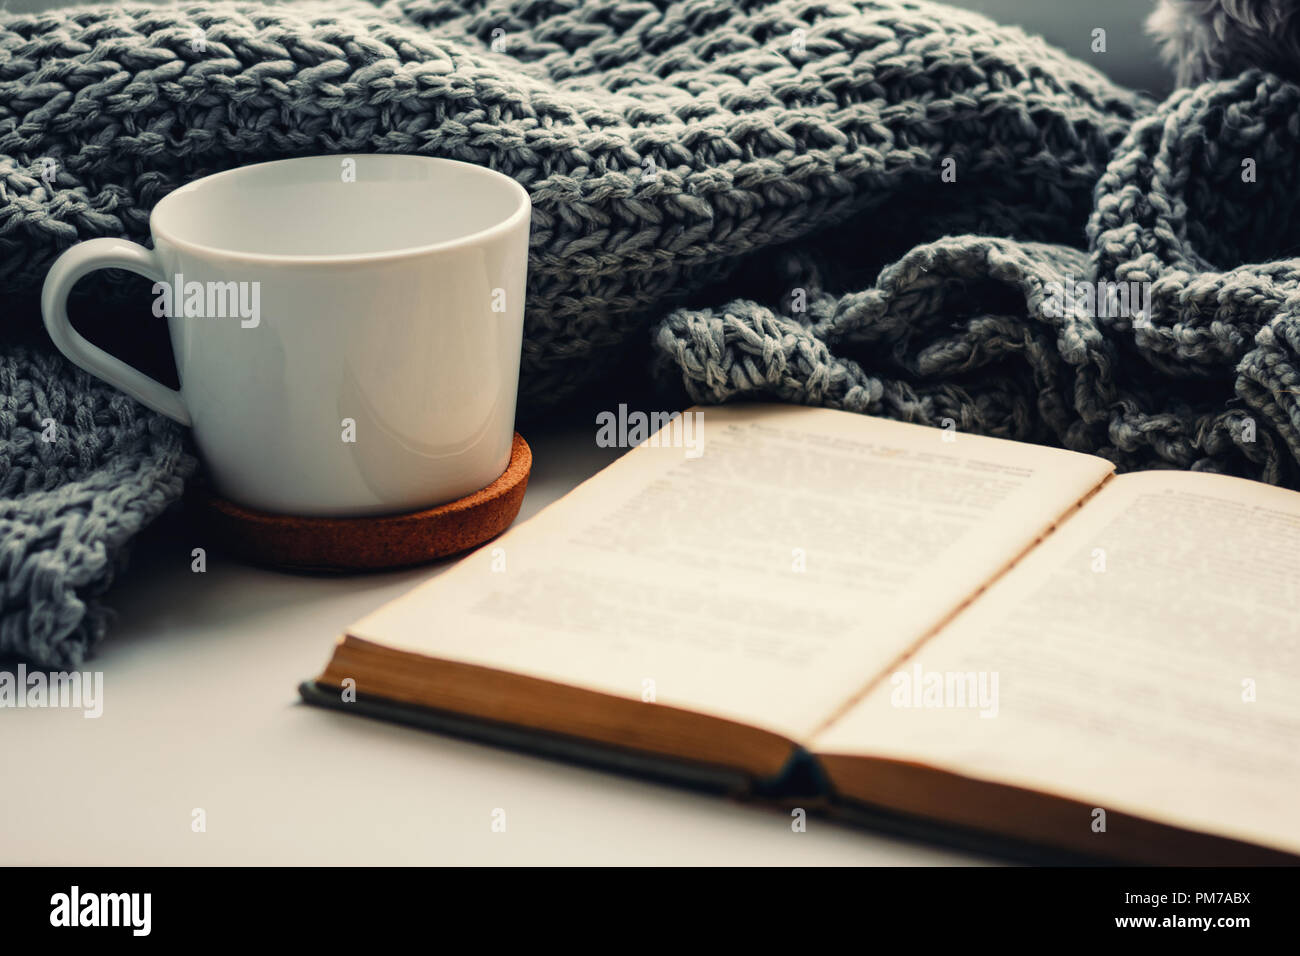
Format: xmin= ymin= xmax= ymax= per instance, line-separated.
xmin=41 ymin=238 xmax=191 ymax=426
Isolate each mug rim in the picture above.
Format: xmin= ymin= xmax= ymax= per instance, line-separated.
xmin=149 ymin=154 xmax=531 ymax=266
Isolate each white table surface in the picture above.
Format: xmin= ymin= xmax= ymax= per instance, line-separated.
xmin=2 ymin=412 xmax=981 ymax=865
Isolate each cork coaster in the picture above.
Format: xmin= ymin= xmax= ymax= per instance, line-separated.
xmin=191 ymin=433 xmax=531 ymax=572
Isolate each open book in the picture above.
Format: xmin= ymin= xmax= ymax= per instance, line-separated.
xmin=302 ymin=405 xmax=1300 ymax=864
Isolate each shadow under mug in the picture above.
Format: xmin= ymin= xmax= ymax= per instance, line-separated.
xmin=41 ymin=155 xmax=531 ymax=518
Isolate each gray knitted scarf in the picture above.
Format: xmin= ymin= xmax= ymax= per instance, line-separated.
xmin=2 ymin=0 xmax=1296 ymax=666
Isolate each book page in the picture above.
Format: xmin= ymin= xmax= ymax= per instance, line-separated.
xmin=813 ymin=469 xmax=1300 ymax=855
xmin=347 ymin=404 xmax=1113 ymax=741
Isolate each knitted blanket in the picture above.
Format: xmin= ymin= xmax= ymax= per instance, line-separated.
xmin=3 ymin=0 xmax=1298 ymax=666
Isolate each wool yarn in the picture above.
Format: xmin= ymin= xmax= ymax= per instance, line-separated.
xmin=0 ymin=346 xmax=194 ymax=667
xmin=1 ymin=0 xmax=1144 ymax=405
xmin=657 ymin=69 xmax=1300 ymax=484
xmin=2 ymin=0 xmax=1298 ymax=665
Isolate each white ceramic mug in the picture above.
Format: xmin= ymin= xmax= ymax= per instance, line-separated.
xmin=41 ymin=155 xmax=531 ymax=517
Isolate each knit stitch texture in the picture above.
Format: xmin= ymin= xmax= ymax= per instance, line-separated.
xmin=2 ymin=0 xmax=1299 ymax=665
xmin=0 ymin=347 xmax=193 ymax=667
